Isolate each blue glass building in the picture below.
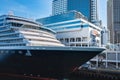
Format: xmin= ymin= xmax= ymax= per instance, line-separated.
xmin=67 ymin=0 xmax=91 ymax=20
xmin=52 ymin=0 xmax=98 ymax=23
xmin=38 ymin=11 xmax=86 ymax=25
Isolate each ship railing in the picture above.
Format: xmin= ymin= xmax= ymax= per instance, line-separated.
xmin=0 ymin=32 xmax=19 ymax=37
xmin=0 ymin=37 xmax=23 ymax=41
xmin=0 ymin=42 xmax=26 ymax=45
xmin=0 ymin=28 xmax=10 ymax=32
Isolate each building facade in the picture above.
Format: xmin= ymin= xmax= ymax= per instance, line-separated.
xmin=52 ymin=0 xmax=98 ymax=24
xmin=90 ymin=50 xmax=120 ymax=69
xmin=107 ymin=0 xmax=120 ymax=44
xmin=37 ymin=11 xmax=102 ymax=47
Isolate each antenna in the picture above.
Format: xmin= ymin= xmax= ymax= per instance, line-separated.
xmin=8 ymin=11 xmax=14 ymax=15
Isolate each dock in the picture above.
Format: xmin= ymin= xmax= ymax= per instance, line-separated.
xmin=69 ymin=68 xmax=120 ymax=80
xmin=0 ymin=68 xmax=120 ymax=80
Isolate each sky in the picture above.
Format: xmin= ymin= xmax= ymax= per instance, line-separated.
xmin=0 ymin=0 xmax=107 ymax=27
xmin=97 ymin=0 xmax=107 ymax=27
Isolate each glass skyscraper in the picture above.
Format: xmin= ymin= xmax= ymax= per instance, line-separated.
xmin=52 ymin=0 xmax=98 ymax=23
xmin=107 ymin=0 xmax=120 ymax=44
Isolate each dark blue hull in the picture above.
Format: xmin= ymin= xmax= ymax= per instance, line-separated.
xmin=0 ymin=46 xmax=105 ymax=79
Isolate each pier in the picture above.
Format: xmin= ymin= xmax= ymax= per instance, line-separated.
xmin=69 ymin=68 xmax=120 ymax=80
xmin=0 ymin=68 xmax=120 ymax=80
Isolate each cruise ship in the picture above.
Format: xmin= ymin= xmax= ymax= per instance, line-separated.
xmin=0 ymin=14 xmax=105 ymax=79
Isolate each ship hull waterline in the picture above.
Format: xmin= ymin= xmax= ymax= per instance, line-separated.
xmin=0 ymin=46 xmax=105 ymax=79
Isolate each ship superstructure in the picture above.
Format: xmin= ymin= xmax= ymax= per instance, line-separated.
xmin=0 ymin=14 xmax=63 ymax=47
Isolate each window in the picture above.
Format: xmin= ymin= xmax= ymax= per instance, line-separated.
xmin=76 ymin=37 xmax=81 ymax=42
xmin=82 ymin=37 xmax=87 ymax=41
xmin=10 ymin=22 xmax=23 ymax=27
xmin=65 ymin=38 xmax=69 ymax=42
xmin=70 ymin=44 xmax=75 ymax=46
xmin=82 ymin=44 xmax=88 ymax=47
xmin=76 ymin=44 xmax=81 ymax=46
xmin=60 ymin=38 xmax=64 ymax=42
xmin=70 ymin=38 xmax=75 ymax=42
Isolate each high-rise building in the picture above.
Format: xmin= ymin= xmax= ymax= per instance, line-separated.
xmin=107 ymin=0 xmax=120 ymax=44
xmin=52 ymin=0 xmax=98 ymax=24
